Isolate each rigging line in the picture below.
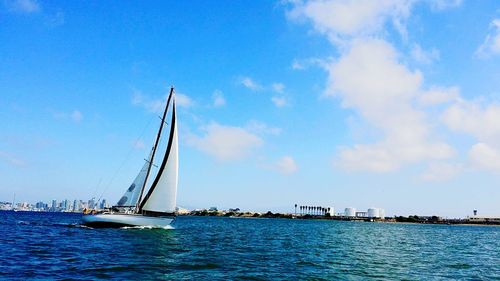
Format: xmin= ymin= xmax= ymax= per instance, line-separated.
xmin=90 ymin=178 xmax=102 ymax=202
xmin=96 ymin=113 xmax=156 ymax=203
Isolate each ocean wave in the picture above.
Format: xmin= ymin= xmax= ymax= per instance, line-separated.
xmin=120 ymin=225 xmax=175 ymax=230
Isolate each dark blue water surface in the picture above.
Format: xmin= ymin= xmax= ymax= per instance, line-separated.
xmin=1 ymin=211 xmax=499 ymax=280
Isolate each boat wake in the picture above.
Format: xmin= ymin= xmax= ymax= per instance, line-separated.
xmin=120 ymin=225 xmax=175 ymax=230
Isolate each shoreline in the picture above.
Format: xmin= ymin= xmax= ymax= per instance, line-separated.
xmin=3 ymin=209 xmax=499 ymax=226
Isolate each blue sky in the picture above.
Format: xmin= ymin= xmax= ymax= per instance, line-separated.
xmin=1 ymin=0 xmax=499 ymax=217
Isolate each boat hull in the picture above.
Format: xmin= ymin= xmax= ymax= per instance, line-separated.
xmin=81 ymin=213 xmax=174 ymax=228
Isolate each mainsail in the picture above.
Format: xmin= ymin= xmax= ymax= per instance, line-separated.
xmin=139 ymin=101 xmax=178 ymax=213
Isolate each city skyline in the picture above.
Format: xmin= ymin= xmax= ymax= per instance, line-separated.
xmin=1 ymin=0 xmax=500 ymax=217
xmin=1 ymin=197 xmax=109 ymax=212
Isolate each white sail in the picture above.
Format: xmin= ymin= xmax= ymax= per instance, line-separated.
xmin=116 ymin=151 xmax=153 ymax=207
xmin=140 ymin=102 xmax=178 ymax=213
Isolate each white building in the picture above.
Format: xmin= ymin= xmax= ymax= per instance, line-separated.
xmin=345 ymin=207 xmax=356 ymax=217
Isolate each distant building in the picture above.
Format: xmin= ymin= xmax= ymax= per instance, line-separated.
xmin=468 ymin=216 xmax=500 ymax=223
xmin=35 ymin=201 xmax=45 ymax=210
xmin=367 ymin=208 xmax=385 ymax=219
xmin=73 ymin=200 xmax=78 ymax=212
xmin=345 ymin=207 xmax=356 ymax=217
xmin=0 ymin=202 xmax=13 ymax=210
xmin=64 ymin=199 xmax=71 ymax=211
xmin=88 ymin=198 xmax=95 ymax=210
xmin=99 ymin=199 xmax=108 ymax=209
xmin=176 ymin=206 xmax=190 ymax=215
xmin=356 ymin=211 xmax=367 ymax=217
xmin=468 ymin=210 xmax=500 ymax=223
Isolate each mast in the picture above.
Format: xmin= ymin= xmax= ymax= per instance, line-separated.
xmin=135 ymin=86 xmax=174 ymax=213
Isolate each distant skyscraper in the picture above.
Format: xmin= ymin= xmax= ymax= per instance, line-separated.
xmin=88 ymin=198 xmax=95 ymax=209
xmin=51 ymin=199 xmax=57 ymax=211
xmin=36 ymin=202 xmax=42 ymax=209
xmin=99 ymin=199 xmax=107 ymax=209
xmin=73 ymin=199 xmax=78 ymax=212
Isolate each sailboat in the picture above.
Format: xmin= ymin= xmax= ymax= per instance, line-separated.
xmin=82 ymin=87 xmax=179 ymax=228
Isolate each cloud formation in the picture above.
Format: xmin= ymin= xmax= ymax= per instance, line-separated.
xmin=288 ymin=0 xmax=500 ymax=179
xmin=175 ymin=93 xmax=193 ymax=108
xmin=239 ymin=76 xmax=261 ymax=91
xmin=411 ymin=44 xmax=440 ymax=64
xmin=131 ymin=89 xmax=164 ymax=113
xmin=289 ymin=0 xmax=482 ymax=176
xmin=288 ymin=0 xmax=414 ymax=44
xmin=271 ymin=96 xmax=288 ymax=108
xmin=469 ymin=143 xmax=500 ymax=173
xmin=5 ymin=0 xmax=40 ymax=13
xmin=442 ymin=99 xmax=500 ymax=173
xmin=476 ymin=19 xmax=500 ymax=58
xmin=429 ymin=0 xmax=463 ymax=11
xmin=421 ymin=162 xmax=462 ymax=181
xmin=275 ymin=156 xmax=298 ymax=174
xmin=0 ymin=151 xmax=25 ymax=166
xmin=328 ymin=39 xmax=454 ymax=171
xmin=212 ymin=90 xmax=226 ymax=107
xmin=245 ymin=120 xmax=282 ymax=136
xmin=272 ymin=83 xmax=285 ymax=93
xmin=132 ymin=89 xmax=193 ymax=113
xmin=186 ymin=122 xmax=263 ymax=161
xmin=71 ymin=110 xmax=83 ymax=122
xmin=52 ymin=109 xmax=83 ymax=123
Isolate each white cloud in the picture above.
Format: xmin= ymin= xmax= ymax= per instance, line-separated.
xmin=186 ymin=122 xmax=263 ymax=161
xmin=239 ymin=76 xmax=261 ymax=91
xmin=132 ymin=89 xmax=192 ymax=113
xmin=5 ymin=0 xmax=40 ymax=13
xmin=288 ymin=0 xmax=414 ymax=44
xmin=292 ymin=59 xmax=305 ymax=70
xmin=0 ymin=151 xmax=25 ymax=166
xmin=291 ymin=57 xmax=329 ymax=70
xmin=469 ymin=143 xmax=500 ymax=173
xmin=275 ymin=156 xmax=298 ymax=174
xmin=476 ymin=19 xmax=500 ymax=58
xmin=212 ymin=90 xmax=226 ymax=107
xmin=52 ymin=109 xmax=83 ymax=123
xmin=71 ymin=110 xmax=83 ymax=122
xmin=442 ymin=99 xmax=500 ymax=172
xmin=271 ymin=96 xmax=288 ymax=108
xmin=287 ymin=0 xmax=500 ymax=178
xmin=411 ymin=44 xmax=440 ymax=64
xmin=45 ymin=10 xmax=65 ymax=27
xmin=175 ymin=93 xmax=193 ymax=108
xmin=131 ymin=90 xmax=164 ymax=113
xmin=421 ymin=162 xmax=463 ymax=181
xmin=272 ymin=83 xmax=285 ymax=93
xmin=429 ymin=0 xmax=463 ymax=11
xmin=245 ymin=120 xmax=282 ymax=136
xmin=327 ymin=38 xmax=454 ymax=172
xmin=419 ymin=86 xmax=459 ymax=106
xmin=442 ymin=99 xmax=500 ymax=143
xmin=132 ymin=140 xmax=145 ymax=150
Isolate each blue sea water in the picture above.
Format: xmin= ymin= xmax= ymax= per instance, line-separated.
xmin=0 ymin=211 xmax=499 ymax=280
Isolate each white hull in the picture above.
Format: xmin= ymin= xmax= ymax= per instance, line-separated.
xmin=81 ymin=213 xmax=174 ymax=228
